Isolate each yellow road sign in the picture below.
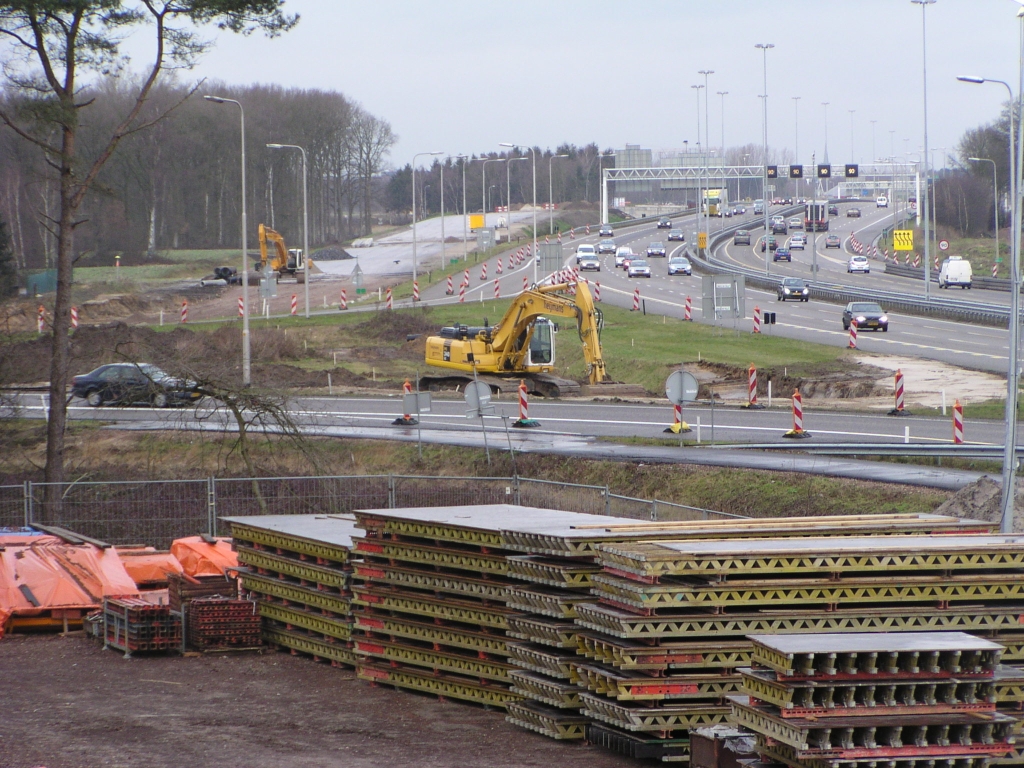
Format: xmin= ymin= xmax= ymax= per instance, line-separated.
xmin=698 ymin=232 xmax=707 ymax=250
xmin=893 ymin=230 xmax=914 ymax=251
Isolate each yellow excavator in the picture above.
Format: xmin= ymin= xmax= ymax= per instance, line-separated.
xmin=257 ymin=223 xmax=305 ymax=282
xmin=421 ymin=281 xmax=608 ymax=397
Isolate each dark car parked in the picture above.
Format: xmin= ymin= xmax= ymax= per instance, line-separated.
xmin=71 ymin=363 xmax=201 ymax=407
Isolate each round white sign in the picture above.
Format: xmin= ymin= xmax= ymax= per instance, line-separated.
xmin=938 ymin=239 xmax=949 ymax=251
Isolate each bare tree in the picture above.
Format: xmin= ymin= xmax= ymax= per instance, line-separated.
xmin=0 ymin=1 xmax=296 ymax=491
xmin=349 ymin=108 xmax=396 ymax=235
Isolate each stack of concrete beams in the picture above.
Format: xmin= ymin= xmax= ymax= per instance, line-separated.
xmin=576 ymin=530 xmax=1024 ymax=763
xmin=223 ymin=514 xmax=357 ymax=667
xmin=732 ymin=632 xmax=1016 ymax=768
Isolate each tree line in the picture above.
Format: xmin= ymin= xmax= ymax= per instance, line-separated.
xmin=0 ymin=80 xmax=394 ymax=270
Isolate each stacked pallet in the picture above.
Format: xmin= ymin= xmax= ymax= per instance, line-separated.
xmin=732 ymin=632 xmax=1016 ymax=768
xmin=103 ymin=597 xmax=181 ymax=657
xmin=187 ymin=595 xmax=262 ymax=650
xmin=223 ymin=514 xmax=357 ymax=667
xmin=168 ymin=572 xmax=237 ymax=613
xmin=576 ymin=531 xmax=1024 ymax=763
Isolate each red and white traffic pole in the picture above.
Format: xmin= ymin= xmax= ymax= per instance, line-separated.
xmin=480 ymin=263 xmax=487 ymax=281
xmin=291 ymin=294 xmax=298 ymax=316
xmin=684 ymin=296 xmax=692 ymax=321
xmin=513 ymin=380 xmax=540 ymax=427
xmin=446 ymin=275 xmax=453 ymax=295
xmin=594 ymin=282 xmax=601 ymax=302
xmin=238 ymin=296 xmax=244 ymax=318
xmin=752 ymin=306 xmax=761 ymax=334
xmin=340 ymin=289 xmax=348 ymax=310
xmin=953 ymin=400 xmax=964 ymax=444
xmin=496 ymin=258 xmax=503 ymax=274
xmin=632 ymin=287 xmax=640 ymax=311
xmin=848 ymin=319 xmax=858 ymax=349
xmin=70 ymin=306 xmax=79 ymax=330
xmin=494 ymin=279 xmax=500 ymax=299
xmin=180 ymin=300 xmax=188 ymax=324
xmin=744 ymin=364 xmax=761 ymax=408
xmin=783 ymin=389 xmax=811 ymax=438
xmin=889 ymin=368 xmax=906 ymax=416
xmin=385 ymin=287 xmax=393 ymax=310
xmin=413 ymin=280 xmax=419 ymax=302
xmin=523 ymin=275 xmax=529 ymax=292
xmin=463 ymin=269 xmax=470 ymax=286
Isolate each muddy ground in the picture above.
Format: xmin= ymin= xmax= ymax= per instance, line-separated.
xmin=0 ymin=634 xmax=634 ymax=768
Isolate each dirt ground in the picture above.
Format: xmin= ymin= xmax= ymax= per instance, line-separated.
xmin=0 ymin=634 xmax=635 ymax=768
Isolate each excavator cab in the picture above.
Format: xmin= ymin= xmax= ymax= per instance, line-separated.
xmin=527 ymin=318 xmax=554 ymax=366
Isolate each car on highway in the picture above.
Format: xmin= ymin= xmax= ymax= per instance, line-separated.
xmin=597 ymin=238 xmax=617 ymax=254
xmin=579 ymin=254 xmax=601 ymax=271
xmin=575 ymin=243 xmax=596 ymax=264
xmin=599 ymin=224 xmax=614 ymax=237
xmin=71 ymin=363 xmax=201 ymax=408
xmin=657 ymin=217 xmax=672 ymax=229
xmin=668 ymin=229 xmax=685 ymax=241
xmin=761 ymin=235 xmax=778 ymax=252
xmin=847 ymin=207 xmax=862 ymax=218
xmin=735 ymin=205 xmax=746 ymax=214
xmin=828 ymin=203 xmax=839 ymax=216
xmin=772 ymin=220 xmax=788 ymax=235
xmin=627 ymin=259 xmax=651 ymax=278
xmin=843 ymin=302 xmax=888 ymax=332
xmin=877 ymin=196 xmax=889 ymax=208
xmin=614 ymin=247 xmax=633 ymax=268
xmin=723 ymin=208 xmax=733 ymax=218
xmin=668 ymin=256 xmax=692 ymax=276
xmin=789 ymin=234 xmax=806 ymax=250
xmin=753 ymin=199 xmax=765 ymax=214
xmin=788 ymin=217 xmax=803 ymax=230
xmin=733 ymin=230 xmax=751 ymax=246
xmin=646 ymin=241 xmax=666 ymax=258
xmin=825 ymin=234 xmax=841 ymax=249
xmin=776 ymin=277 xmax=810 ymax=302
xmin=773 ymin=246 xmax=792 ymax=262
xmin=848 ymin=254 xmax=870 ymax=274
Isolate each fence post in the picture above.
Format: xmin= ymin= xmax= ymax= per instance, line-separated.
xmin=388 ymin=474 xmax=396 ymax=509
xmin=24 ymin=479 xmax=31 ymax=527
xmin=208 ymin=477 xmax=217 ymax=537
xmin=651 ymin=499 xmax=658 ymax=522
xmin=604 ymin=485 xmax=610 ymax=516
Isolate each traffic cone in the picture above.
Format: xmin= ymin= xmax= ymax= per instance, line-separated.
xmin=783 ymin=389 xmax=811 ymax=438
xmin=512 ymin=380 xmax=541 ymax=428
xmin=392 ymin=379 xmax=418 ymax=425
xmin=663 ymin=402 xmax=691 ymax=434
xmin=741 ymin=364 xmax=764 ymax=409
xmin=888 ymin=368 xmax=909 ymax=416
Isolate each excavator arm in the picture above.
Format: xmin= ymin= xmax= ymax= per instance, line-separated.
xmin=257 ymin=224 xmax=291 ymax=274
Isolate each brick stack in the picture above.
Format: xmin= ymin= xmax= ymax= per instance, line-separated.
xmin=732 ymin=632 xmax=1016 ymax=768
xmin=187 ymin=595 xmax=262 ymax=650
xmin=224 ymin=514 xmax=357 ymax=667
xmin=103 ymin=597 xmax=181 ymax=657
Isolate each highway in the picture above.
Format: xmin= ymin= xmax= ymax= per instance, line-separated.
xmin=419 ymin=204 xmax=1014 ymax=373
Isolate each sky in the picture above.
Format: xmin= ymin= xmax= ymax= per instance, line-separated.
xmin=125 ymin=0 xmax=1021 ymax=170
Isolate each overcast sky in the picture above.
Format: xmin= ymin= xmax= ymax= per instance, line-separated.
xmin=144 ymin=0 xmax=1020 ymax=169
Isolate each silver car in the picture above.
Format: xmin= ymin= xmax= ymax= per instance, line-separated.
xmin=668 ymin=256 xmax=692 ymax=276
xmin=597 ymin=238 xmax=617 ymax=254
xmin=579 ymin=255 xmax=601 ymax=272
xmin=733 ymin=230 xmax=751 ymax=246
xmin=646 ymin=241 xmax=666 ymax=258
xmin=627 ymin=259 xmax=651 ymax=278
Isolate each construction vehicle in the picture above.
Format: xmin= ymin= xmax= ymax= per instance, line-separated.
xmin=420 ymin=281 xmax=609 ymax=397
xmin=257 ymin=223 xmax=305 ymax=282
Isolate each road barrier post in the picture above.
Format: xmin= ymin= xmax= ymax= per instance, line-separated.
xmin=743 ymin=364 xmax=763 ymax=409
xmin=523 ymin=275 xmax=529 ymax=292
xmin=70 ymin=306 xmax=78 ymax=330
xmin=446 ymin=276 xmax=453 ymax=295
xmin=594 ymin=282 xmax=601 ymax=302
xmin=180 ymin=300 xmax=187 ymax=324
xmin=494 ymin=279 xmax=500 ymax=299
xmin=463 ymin=269 xmax=470 ymax=286
xmin=848 ymin=319 xmax=858 ymax=348
xmin=385 ymin=287 xmax=393 ymax=310
xmin=513 ymin=380 xmax=540 ymax=428
xmin=291 ymin=294 xmax=297 ymax=315
xmin=496 ymin=258 xmax=503 ymax=275
xmin=994 ymin=263 xmax=999 ymax=278
xmin=783 ymin=389 xmax=811 ymax=439
xmin=480 ymin=263 xmax=487 ymax=281
xmin=238 ymin=296 xmax=244 ymax=318
xmin=632 ymin=287 xmax=640 ymax=311
xmin=413 ymin=281 xmax=419 ymax=301
xmin=752 ymin=305 xmax=761 ymax=334
xmin=392 ymin=380 xmax=418 ymax=426
xmin=953 ymin=400 xmax=964 ymax=444
xmin=889 ymin=369 xmax=908 ymax=416
xmin=340 ymin=289 xmax=347 ymax=310
xmin=684 ymin=296 xmax=692 ymax=321
xmin=459 ymin=284 xmax=466 ymax=303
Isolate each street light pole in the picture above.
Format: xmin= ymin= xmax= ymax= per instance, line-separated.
xmin=204 ymin=95 xmax=250 ymax=386
xmin=692 ymin=84 xmax=704 ymax=247
xmin=548 ymin=153 xmax=568 ymax=234
xmin=756 ymin=43 xmax=774 ymax=275
xmin=699 ymin=70 xmax=714 ymax=239
xmin=912 ymin=0 xmax=935 ymax=299
xmin=456 ymin=155 xmax=468 ymax=261
xmin=266 ymin=143 xmax=309 ymax=318
xmin=501 ymin=143 xmax=537 ymax=284
xmin=412 ymin=151 xmax=443 ymax=292
xmin=958 ymin=69 xmax=1020 ymax=533
xmin=717 ymin=91 xmax=728 ymax=154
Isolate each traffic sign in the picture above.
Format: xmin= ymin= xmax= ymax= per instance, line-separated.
xmin=666 ymin=371 xmax=699 ymax=405
xmin=766 ymin=165 xmax=778 ymax=179
xmin=698 ymin=232 xmax=707 ymax=250
xmin=938 ymin=239 xmax=949 ymax=251
xmin=893 ymin=230 xmax=914 ymax=251
xmin=845 ymin=164 xmax=859 ymax=178
xmin=789 ymin=165 xmax=803 ymax=179
xmin=817 ymin=164 xmax=832 ymax=178
xmin=464 ymin=380 xmax=492 ymax=415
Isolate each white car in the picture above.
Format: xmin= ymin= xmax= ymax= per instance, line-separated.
xmin=615 ymin=247 xmax=633 ymax=268
xmin=627 ymin=259 xmax=651 ymax=278
xmin=789 ymin=234 xmax=806 ymax=250
xmin=848 ymin=254 xmax=870 ymax=274
xmin=575 ymin=244 xmax=596 ymax=264
xmin=877 ymin=196 xmax=889 ymax=208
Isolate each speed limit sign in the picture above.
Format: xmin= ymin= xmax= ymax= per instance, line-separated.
xmin=938 ymin=239 xmax=949 ymax=251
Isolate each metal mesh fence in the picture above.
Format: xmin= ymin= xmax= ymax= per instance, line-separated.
xmin=518 ymin=478 xmax=608 ymax=515
xmin=0 ymin=484 xmax=25 ymax=528
xmin=212 ymin=475 xmax=390 ymax=535
xmin=29 ymin=479 xmax=208 ymax=549
xmin=392 ymin=475 xmax=514 ymax=509
xmin=606 ymin=493 xmax=658 ymax=521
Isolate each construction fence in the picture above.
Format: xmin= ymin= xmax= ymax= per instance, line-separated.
xmin=0 ymin=475 xmax=741 ymax=548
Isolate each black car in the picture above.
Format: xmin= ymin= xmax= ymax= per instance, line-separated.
xmin=733 ymin=230 xmax=751 ymax=246
xmin=773 ymin=246 xmax=792 ymax=262
xmin=772 ymin=221 xmax=788 ymax=235
xmin=828 ymin=204 xmax=839 ymax=216
xmin=668 ymin=230 xmax=685 ymax=241
xmin=761 ymin=235 xmax=778 ymax=252
xmin=71 ymin=363 xmax=201 ymax=407
xmin=599 ymin=224 xmax=614 ymax=237
xmin=777 ymin=277 xmax=809 ymax=302
xmin=657 ymin=217 xmax=672 ymax=228
xmin=842 ymin=302 xmax=889 ymax=332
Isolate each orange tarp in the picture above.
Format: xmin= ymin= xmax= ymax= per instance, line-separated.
xmin=170 ymin=537 xmax=238 ymax=577
xmin=0 ymin=532 xmax=140 ymax=637
xmin=117 ymin=548 xmax=184 ymax=586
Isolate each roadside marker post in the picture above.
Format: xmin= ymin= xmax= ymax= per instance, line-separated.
xmin=70 ymin=306 xmax=78 ymax=330
xmin=340 ymin=289 xmax=348 ymax=310
xmin=742 ymin=364 xmax=763 ymax=409
xmin=684 ymin=296 xmax=692 ymax=321
xmin=889 ymin=369 xmax=908 ymax=416
xmin=238 ymin=297 xmax=244 ymax=318
xmin=413 ymin=281 xmax=419 ymax=301
xmin=513 ymin=380 xmax=540 ymax=428
xmin=594 ymin=282 xmax=601 ymax=302
xmin=480 ymin=263 xmax=487 ymax=281
xmin=913 ymin=254 xmax=921 ymax=268
xmin=463 ymin=269 xmax=470 ymax=286
xmin=848 ymin=319 xmax=858 ymax=349
xmin=494 ymin=279 xmax=500 ymax=299
xmin=523 ymin=275 xmax=529 ymax=292
xmin=36 ymin=305 xmax=45 ymax=334
xmin=459 ymin=284 xmax=466 ymax=303
xmin=631 ymin=287 xmax=640 ymax=311
xmin=994 ymin=263 xmax=999 ymax=278
xmin=446 ymin=276 xmax=453 ymax=295
xmin=392 ymin=380 xmax=419 ymax=426
xmin=180 ymin=300 xmax=188 ymax=324
xmin=752 ymin=305 xmax=761 ymax=334
xmin=496 ymin=258 xmax=503 ymax=275
xmin=385 ymin=287 xmax=393 ymax=310
xmin=291 ymin=294 xmax=297 ymax=315
xmin=783 ymin=389 xmax=811 ymax=438
xmin=585 ymin=224 xmax=590 ymax=235
xmin=953 ymin=400 xmax=964 ymax=444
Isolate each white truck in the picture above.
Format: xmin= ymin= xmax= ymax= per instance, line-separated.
xmin=938 ymin=255 xmax=972 ymax=289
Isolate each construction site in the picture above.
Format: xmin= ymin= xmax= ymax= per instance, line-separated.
xmin=5 ymin=500 xmax=1024 ymax=768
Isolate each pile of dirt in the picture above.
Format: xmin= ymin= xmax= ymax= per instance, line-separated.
xmin=355 ymin=309 xmax=438 ymax=342
xmin=693 ymin=360 xmax=886 ymax=401
xmin=932 ymin=475 xmax=1024 ymax=531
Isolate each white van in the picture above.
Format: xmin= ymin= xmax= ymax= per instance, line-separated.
xmin=939 ymin=256 xmax=972 ymax=289
xmin=876 ymin=196 xmax=888 ymax=208
xmin=575 ymin=243 xmax=596 ymax=264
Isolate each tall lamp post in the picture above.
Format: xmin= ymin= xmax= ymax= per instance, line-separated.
xmin=699 ymin=70 xmax=715 ymax=239
xmin=204 ymin=95 xmax=251 ymax=386
xmin=755 ymin=43 xmax=774 ymax=275
xmin=412 ymin=151 xmax=443 ymax=292
xmin=548 ymin=153 xmax=568 ymax=233
xmin=912 ymin=0 xmax=935 ymax=300
xmin=958 ymin=72 xmax=1019 ymax=533
xmin=482 ymin=157 xmax=505 ymax=230
xmin=266 ymin=143 xmax=309 ymax=318
xmin=500 ymin=143 xmax=537 ymax=284
xmin=717 ymin=91 xmax=728 ymax=154
xmin=691 ymin=84 xmax=704 ymax=245
xmin=456 ymin=155 xmax=469 ymax=261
